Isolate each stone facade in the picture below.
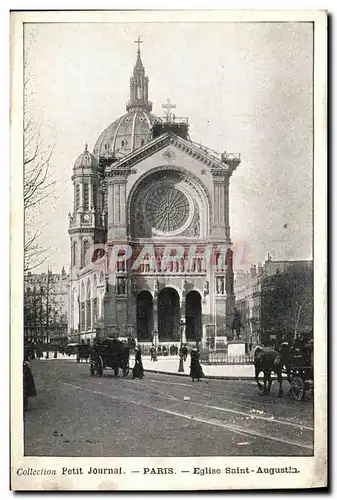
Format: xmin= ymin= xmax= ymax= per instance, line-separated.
xmin=68 ymin=46 xmax=240 ymax=346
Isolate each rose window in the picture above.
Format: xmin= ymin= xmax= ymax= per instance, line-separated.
xmin=145 ymin=184 xmax=190 ymax=233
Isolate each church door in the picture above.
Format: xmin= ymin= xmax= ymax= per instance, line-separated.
xmin=136 ymin=291 xmax=153 ymax=341
xmin=158 ymin=288 xmax=180 ymax=341
xmin=186 ymin=291 xmax=202 ymax=342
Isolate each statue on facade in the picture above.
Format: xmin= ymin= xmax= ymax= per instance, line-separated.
xmin=216 ymin=276 xmax=225 ymax=295
xmin=118 ymin=278 xmax=126 ymax=296
xmin=131 ymin=277 xmax=138 ymax=296
xmin=203 ymin=281 xmax=209 ymax=296
xmin=154 ymin=278 xmax=160 ymax=297
xmin=182 ymin=279 xmax=188 ymax=297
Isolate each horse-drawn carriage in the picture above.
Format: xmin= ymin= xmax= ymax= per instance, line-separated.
xmin=254 ymin=338 xmax=313 ymax=401
xmin=76 ymin=343 xmax=92 ymax=363
xmin=89 ymin=338 xmax=130 ymax=377
xmin=287 ymin=340 xmax=313 ymax=401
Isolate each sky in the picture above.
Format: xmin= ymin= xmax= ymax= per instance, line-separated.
xmin=24 ymin=21 xmax=313 ymax=273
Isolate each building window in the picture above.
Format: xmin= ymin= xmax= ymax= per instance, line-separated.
xmin=80 ymin=302 xmax=85 ymax=331
xmin=86 ymin=299 xmax=91 ymax=330
xmin=93 ymin=184 xmax=97 ymax=209
xmin=75 ymin=184 xmax=80 ymax=210
xmin=82 ymin=240 xmax=90 ymax=267
xmin=72 ymin=241 xmax=77 ymax=267
xmin=83 ymin=183 xmax=89 ymax=210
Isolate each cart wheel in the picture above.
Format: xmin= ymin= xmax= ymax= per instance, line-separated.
xmin=114 ymin=367 xmax=119 ymax=377
xmin=123 ymin=365 xmax=129 ymax=377
xmin=292 ymin=375 xmax=305 ymax=401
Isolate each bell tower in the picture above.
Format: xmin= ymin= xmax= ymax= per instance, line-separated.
xmin=126 ymin=37 xmax=152 ymax=112
xmin=68 ymin=143 xmax=106 ymax=276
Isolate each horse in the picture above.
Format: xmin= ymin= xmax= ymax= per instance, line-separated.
xmin=253 ymin=346 xmax=290 ymax=396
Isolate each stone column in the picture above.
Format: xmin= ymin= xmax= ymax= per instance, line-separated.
xmin=153 ymin=282 xmax=159 ymax=345
xmin=108 ymin=173 xmax=128 ymax=240
xmin=211 ymin=172 xmax=226 ymax=239
xmin=181 ymin=283 xmax=187 ymax=344
xmin=88 ymin=181 xmax=92 ymax=210
xmin=79 ymin=182 xmax=83 ymax=211
xmin=224 ymin=177 xmax=230 ymax=239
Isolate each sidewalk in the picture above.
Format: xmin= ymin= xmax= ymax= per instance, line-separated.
xmin=141 ymin=356 xmax=255 ymax=380
xmin=39 ymin=353 xmax=255 ymax=379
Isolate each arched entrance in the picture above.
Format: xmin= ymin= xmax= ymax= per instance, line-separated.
xmin=136 ymin=291 xmax=153 ymax=341
xmin=186 ymin=291 xmax=202 ymax=342
xmin=158 ymin=288 xmax=180 ymax=341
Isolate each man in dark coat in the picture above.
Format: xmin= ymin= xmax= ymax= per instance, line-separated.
xmin=190 ymin=346 xmax=203 ymax=382
xmin=133 ymin=346 xmax=144 ymax=379
xmin=23 ymin=360 xmax=37 ymax=412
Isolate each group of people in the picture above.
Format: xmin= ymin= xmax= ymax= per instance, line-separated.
xmin=148 ymin=343 xmax=204 ymax=381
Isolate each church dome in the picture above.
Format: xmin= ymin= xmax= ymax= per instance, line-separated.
xmin=74 ymin=143 xmax=98 ymax=169
xmin=92 ymin=41 xmax=161 ymax=160
xmin=93 ymin=109 xmax=159 ymax=159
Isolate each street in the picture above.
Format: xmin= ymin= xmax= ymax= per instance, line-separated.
xmin=24 ymin=360 xmax=314 ymax=457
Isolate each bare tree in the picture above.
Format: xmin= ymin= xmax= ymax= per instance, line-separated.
xmin=24 ymin=32 xmax=55 ymax=272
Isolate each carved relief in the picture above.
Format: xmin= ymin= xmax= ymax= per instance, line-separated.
xmin=162 ymin=149 xmax=176 ymax=162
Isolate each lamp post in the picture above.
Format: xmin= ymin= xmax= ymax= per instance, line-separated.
xmin=153 ymin=329 xmax=158 ymax=347
xmin=178 ymin=319 xmax=185 ymax=373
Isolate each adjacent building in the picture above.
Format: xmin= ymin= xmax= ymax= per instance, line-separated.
xmin=234 ymin=256 xmax=313 ymax=346
xmin=24 ymin=268 xmax=69 ymax=345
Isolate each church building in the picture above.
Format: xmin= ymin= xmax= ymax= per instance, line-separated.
xmin=68 ymin=39 xmax=241 ymax=347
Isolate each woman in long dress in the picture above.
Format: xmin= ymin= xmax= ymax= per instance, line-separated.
xmin=190 ymin=347 xmax=203 ymax=382
xmin=133 ymin=346 xmax=144 ymax=379
xmin=23 ymin=359 xmax=37 ymax=412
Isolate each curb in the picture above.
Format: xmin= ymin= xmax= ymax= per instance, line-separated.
xmin=144 ymin=368 xmax=256 ymax=381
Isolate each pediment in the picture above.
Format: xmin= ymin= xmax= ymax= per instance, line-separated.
xmin=106 ymin=132 xmax=232 ymax=175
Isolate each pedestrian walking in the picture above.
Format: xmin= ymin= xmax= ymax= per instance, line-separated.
xmin=132 ymin=346 xmax=144 ymax=379
xmin=190 ymin=346 xmax=203 ymax=382
xmin=23 ymin=359 xmax=37 ymax=413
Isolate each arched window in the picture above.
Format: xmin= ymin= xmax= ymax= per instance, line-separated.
xmin=83 ymin=183 xmax=89 ymax=210
xmin=75 ymin=184 xmax=80 ymax=210
xmin=93 ymin=274 xmax=97 ymax=299
xmin=86 ymin=280 xmax=91 ymax=330
xmin=93 ymin=184 xmax=97 ymax=209
xmin=82 ymin=240 xmax=90 ymax=267
xmin=72 ymin=241 xmax=77 ymax=267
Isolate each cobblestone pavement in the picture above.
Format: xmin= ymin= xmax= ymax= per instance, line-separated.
xmin=24 ymin=360 xmax=314 ymax=457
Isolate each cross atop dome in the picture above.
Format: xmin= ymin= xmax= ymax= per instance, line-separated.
xmin=127 ymin=37 xmax=152 ymax=112
xmin=162 ymin=98 xmax=176 ymax=122
xmin=134 ymin=36 xmax=143 ymax=54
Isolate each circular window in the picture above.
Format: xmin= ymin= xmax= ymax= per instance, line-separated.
xmin=144 ymin=183 xmax=192 ymax=234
